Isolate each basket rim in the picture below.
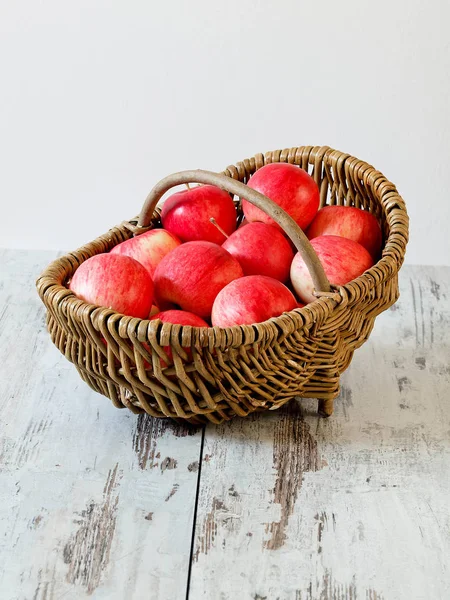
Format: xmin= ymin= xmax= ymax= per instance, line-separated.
xmin=36 ymin=145 xmax=409 ymax=350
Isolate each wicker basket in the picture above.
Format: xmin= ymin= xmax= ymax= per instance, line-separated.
xmin=36 ymin=146 xmax=408 ymax=425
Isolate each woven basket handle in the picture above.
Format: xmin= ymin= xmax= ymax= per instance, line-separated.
xmin=138 ymin=169 xmax=331 ymax=294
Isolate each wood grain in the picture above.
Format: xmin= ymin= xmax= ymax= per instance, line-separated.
xmin=264 ymin=401 xmax=321 ymax=551
xmin=188 ymin=265 xmax=450 ymax=600
xmin=0 ymin=250 xmax=202 ymax=599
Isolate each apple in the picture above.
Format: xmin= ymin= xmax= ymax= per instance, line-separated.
xmin=150 ymin=309 xmax=209 ymax=366
xmin=211 ymin=275 xmax=297 ymax=327
xmin=307 ymin=205 xmax=382 ymax=260
xmin=153 ymin=241 xmax=243 ymax=319
xmin=222 ymin=222 xmax=294 ymax=282
xmin=161 ymin=184 xmax=237 ymax=244
xmin=242 ymin=163 xmax=319 ymax=231
xmin=290 ymin=235 xmax=374 ymax=303
xmin=110 ymin=229 xmax=181 ymax=278
xmin=69 ymin=253 xmax=153 ymax=318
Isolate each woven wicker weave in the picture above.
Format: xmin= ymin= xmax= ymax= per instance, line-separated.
xmin=36 ymin=146 xmax=408 ymax=425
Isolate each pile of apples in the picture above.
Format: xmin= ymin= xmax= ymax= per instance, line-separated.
xmin=70 ymin=163 xmax=381 ymax=332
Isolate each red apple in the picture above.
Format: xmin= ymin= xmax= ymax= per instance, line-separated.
xmin=307 ymin=205 xmax=382 ymax=260
xmin=242 ymin=163 xmax=319 ymax=231
xmin=153 ymin=241 xmax=243 ymax=319
xmin=290 ymin=235 xmax=374 ymax=303
xmin=110 ymin=229 xmax=181 ymax=278
xmin=161 ymin=185 xmax=237 ymax=244
xmin=69 ymin=253 xmax=153 ymax=318
xmin=211 ymin=275 xmax=297 ymax=327
xmin=222 ymin=222 xmax=294 ymax=282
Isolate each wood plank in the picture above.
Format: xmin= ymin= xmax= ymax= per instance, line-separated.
xmin=0 ymin=249 xmax=202 ymax=599
xmin=188 ymin=265 xmax=450 ymax=600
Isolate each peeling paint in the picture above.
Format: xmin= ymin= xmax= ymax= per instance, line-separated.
xmin=165 ymin=484 xmax=179 ymax=501
xmin=13 ymin=418 xmax=52 ymax=468
xmin=339 ymin=385 xmax=354 ymax=420
xmin=132 ymin=413 xmax=196 ymax=470
xmin=265 ymin=402 xmax=321 ymax=550
xmin=161 ymin=457 xmax=177 ymax=472
xmin=315 ymin=512 xmax=337 ymax=554
xmin=29 ymin=514 xmax=43 ymax=530
xmin=415 ymin=357 xmax=426 ymax=370
xmin=410 ymin=278 xmax=419 ymax=347
xmin=297 ymin=570 xmax=379 ymax=600
xmin=194 ymin=498 xmax=227 ymax=561
xmin=430 ymin=279 xmax=441 ymax=301
xmin=228 ymin=485 xmax=239 ymax=498
xmin=397 ymin=376 xmax=411 ymax=393
xmin=63 ymin=464 xmax=121 ymax=594
xmin=32 ymin=563 xmax=56 ymax=600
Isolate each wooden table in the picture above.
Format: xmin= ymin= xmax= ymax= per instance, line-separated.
xmin=1 ymin=249 xmax=449 ymax=600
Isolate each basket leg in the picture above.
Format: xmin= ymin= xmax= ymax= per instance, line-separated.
xmin=318 ymin=398 xmax=334 ymax=418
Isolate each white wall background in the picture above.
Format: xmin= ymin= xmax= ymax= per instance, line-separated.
xmin=1 ymin=0 xmax=449 ymax=265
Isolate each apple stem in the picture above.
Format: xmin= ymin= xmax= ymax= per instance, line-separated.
xmin=209 ymin=217 xmax=229 ymax=239
xmin=185 ymin=183 xmax=191 ymax=190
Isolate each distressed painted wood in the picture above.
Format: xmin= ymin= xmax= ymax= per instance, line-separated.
xmin=0 ymin=250 xmax=202 ymax=599
xmin=1 ymin=251 xmax=449 ymax=600
xmin=189 ymin=265 xmax=450 ymax=600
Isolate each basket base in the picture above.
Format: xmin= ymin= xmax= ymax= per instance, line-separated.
xmin=74 ymin=361 xmax=338 ymax=424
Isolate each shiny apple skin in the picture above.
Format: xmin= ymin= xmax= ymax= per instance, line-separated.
xmin=242 ymin=163 xmax=319 ymax=231
xmin=111 ymin=229 xmax=181 ymax=278
xmin=211 ymin=275 xmax=297 ymax=327
xmin=222 ymin=222 xmax=294 ymax=282
xmin=307 ymin=205 xmax=382 ymax=260
xmin=153 ymin=241 xmax=243 ymax=319
xmin=290 ymin=235 xmax=374 ymax=303
xmin=161 ymin=185 xmax=237 ymax=244
xmin=70 ymin=253 xmax=153 ymax=318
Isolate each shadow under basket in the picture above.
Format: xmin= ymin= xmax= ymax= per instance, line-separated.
xmin=36 ymin=146 xmax=409 ymax=425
